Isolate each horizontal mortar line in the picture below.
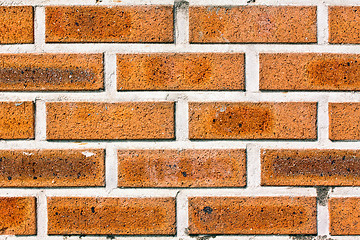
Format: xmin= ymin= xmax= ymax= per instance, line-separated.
xmin=0 ymin=0 xmax=175 ymax=6
xmin=7 ymin=44 xmax=360 ymax=53
xmin=189 ymin=0 xmax=360 ymax=6
xmin=1 ymin=237 xmax=310 ymax=240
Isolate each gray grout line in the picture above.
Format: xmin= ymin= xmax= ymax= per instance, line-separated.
xmin=104 ymin=52 xmax=117 ymax=96
xmin=37 ymin=190 xmax=47 ymax=237
xmin=34 ymin=6 xmax=45 ymax=51
xmin=105 ymin=144 xmax=118 ymax=192
xmin=246 ymin=144 xmax=261 ymax=189
xmin=35 ymin=99 xmax=46 ymax=141
xmin=318 ymin=97 xmax=331 ymax=146
xmin=174 ymin=0 xmax=189 ymax=46
xmin=176 ymin=190 xmax=188 ymax=238
xmin=245 ymin=47 xmax=259 ymax=93
xmin=317 ymin=3 xmax=329 ymax=45
xmin=175 ymin=97 xmax=189 ymax=142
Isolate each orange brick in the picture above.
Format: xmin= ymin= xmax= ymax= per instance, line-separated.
xmin=189 ymin=102 xmax=317 ymax=140
xmin=48 ymin=197 xmax=176 ymax=235
xmin=188 ymin=197 xmax=317 ymax=235
xmin=329 ymin=103 xmax=360 ymax=141
xmin=329 ymin=7 xmax=360 ymax=44
xmin=46 ymin=6 xmax=173 ymax=43
xmin=0 ymin=149 xmax=104 ymax=187
xmin=118 ymin=149 xmax=246 ymax=187
xmin=190 ymin=6 xmax=317 ymax=43
xmin=329 ymin=198 xmax=360 ymax=235
xmin=0 ymin=197 xmax=36 ymax=235
xmin=46 ymin=102 xmax=174 ymax=140
xmin=117 ymin=53 xmax=244 ymax=90
xmin=260 ymin=53 xmax=360 ymax=91
xmin=0 ymin=6 xmax=33 ymax=44
xmin=0 ymin=102 xmax=34 ymax=139
xmin=0 ymin=54 xmax=103 ymax=91
xmin=262 ymin=149 xmax=360 ymax=186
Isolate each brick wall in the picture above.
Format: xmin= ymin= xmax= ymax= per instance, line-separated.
xmin=1 ymin=0 xmax=360 ymax=239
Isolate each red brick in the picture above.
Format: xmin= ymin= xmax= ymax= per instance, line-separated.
xmin=118 ymin=149 xmax=246 ymax=187
xmin=188 ymin=197 xmax=317 ymax=235
xmin=190 ymin=6 xmax=317 ymax=43
xmin=0 ymin=197 xmax=36 ymax=235
xmin=117 ymin=53 xmax=244 ymax=90
xmin=0 ymin=6 xmax=33 ymax=44
xmin=260 ymin=53 xmax=360 ymax=91
xmin=189 ymin=102 xmax=317 ymax=140
xmin=0 ymin=149 xmax=104 ymax=187
xmin=262 ymin=149 xmax=360 ymax=186
xmin=46 ymin=102 xmax=174 ymax=140
xmin=47 ymin=197 xmax=176 ymax=235
xmin=329 ymin=7 xmax=360 ymax=44
xmin=46 ymin=6 xmax=173 ymax=43
xmin=0 ymin=102 xmax=34 ymax=139
xmin=329 ymin=103 xmax=360 ymax=140
xmin=0 ymin=54 xmax=103 ymax=91
xmin=329 ymin=198 xmax=360 ymax=235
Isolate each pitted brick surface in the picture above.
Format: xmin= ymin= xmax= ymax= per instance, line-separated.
xmin=329 ymin=7 xmax=360 ymax=44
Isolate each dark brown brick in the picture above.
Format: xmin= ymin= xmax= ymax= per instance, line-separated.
xmin=118 ymin=149 xmax=246 ymax=187
xmin=46 ymin=102 xmax=174 ymax=140
xmin=0 ymin=149 xmax=104 ymax=187
xmin=188 ymin=197 xmax=317 ymax=235
xmin=117 ymin=53 xmax=245 ymax=90
xmin=190 ymin=6 xmax=317 ymax=43
xmin=47 ymin=197 xmax=176 ymax=235
xmin=189 ymin=102 xmax=317 ymax=140
xmin=0 ymin=54 xmax=103 ymax=91
xmin=46 ymin=6 xmax=173 ymax=43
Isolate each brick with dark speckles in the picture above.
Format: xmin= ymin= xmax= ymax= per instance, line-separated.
xmin=329 ymin=103 xmax=360 ymax=140
xmin=329 ymin=198 xmax=360 ymax=235
xmin=329 ymin=7 xmax=360 ymax=44
xmin=47 ymin=197 xmax=176 ymax=235
xmin=188 ymin=197 xmax=317 ymax=235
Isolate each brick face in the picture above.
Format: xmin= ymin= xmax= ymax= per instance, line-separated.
xmin=189 ymin=102 xmax=317 ymax=140
xmin=329 ymin=198 xmax=360 ymax=235
xmin=329 ymin=7 xmax=360 ymax=44
xmin=329 ymin=103 xmax=360 ymax=140
xmin=188 ymin=197 xmax=317 ymax=235
xmin=0 ymin=102 xmax=34 ymax=139
xmin=46 ymin=102 xmax=175 ymax=140
xmin=0 ymin=6 xmax=33 ymax=44
xmin=260 ymin=53 xmax=360 ymax=91
xmin=0 ymin=54 xmax=103 ymax=91
xmin=0 ymin=197 xmax=36 ymax=235
xmin=46 ymin=6 xmax=174 ymax=43
xmin=47 ymin=197 xmax=176 ymax=235
xmin=0 ymin=149 xmax=104 ymax=187
xmin=118 ymin=149 xmax=246 ymax=187
xmin=117 ymin=53 xmax=244 ymax=90
xmin=189 ymin=6 xmax=317 ymax=43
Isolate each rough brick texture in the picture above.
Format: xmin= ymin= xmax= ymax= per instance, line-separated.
xmin=0 ymin=102 xmax=34 ymax=139
xmin=329 ymin=7 xmax=360 ymax=44
xmin=0 ymin=197 xmax=36 ymax=235
xmin=189 ymin=6 xmax=317 ymax=43
xmin=188 ymin=197 xmax=317 ymax=235
xmin=47 ymin=197 xmax=176 ymax=235
xmin=262 ymin=149 xmax=360 ymax=186
xmin=260 ymin=53 xmax=360 ymax=91
xmin=46 ymin=102 xmax=174 ymax=140
xmin=0 ymin=54 xmax=103 ymax=91
xmin=0 ymin=6 xmax=33 ymax=44
xmin=0 ymin=149 xmax=104 ymax=187
xmin=189 ymin=102 xmax=317 ymax=140
xmin=117 ymin=53 xmax=245 ymax=90
xmin=118 ymin=149 xmax=246 ymax=187
xmin=46 ymin=6 xmax=173 ymax=43
xmin=329 ymin=103 xmax=360 ymax=141
xmin=329 ymin=198 xmax=360 ymax=235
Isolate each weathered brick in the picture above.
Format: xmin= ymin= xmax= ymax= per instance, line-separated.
xmin=117 ymin=53 xmax=244 ymax=90
xmin=262 ymin=149 xmax=360 ymax=186
xmin=0 ymin=197 xmax=36 ymax=235
xmin=189 ymin=102 xmax=317 ymax=140
xmin=118 ymin=149 xmax=246 ymax=187
xmin=329 ymin=198 xmax=360 ymax=235
xmin=46 ymin=102 xmax=174 ymax=140
xmin=260 ymin=53 xmax=360 ymax=91
xmin=329 ymin=103 xmax=360 ymax=141
xmin=329 ymin=7 xmax=360 ymax=44
xmin=0 ymin=102 xmax=34 ymax=139
xmin=46 ymin=6 xmax=173 ymax=43
xmin=0 ymin=6 xmax=33 ymax=44
xmin=188 ymin=197 xmax=317 ymax=235
xmin=0 ymin=54 xmax=103 ymax=91
xmin=189 ymin=6 xmax=317 ymax=43
xmin=48 ymin=197 xmax=176 ymax=235
xmin=0 ymin=149 xmax=104 ymax=187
